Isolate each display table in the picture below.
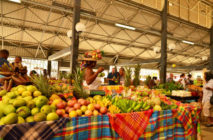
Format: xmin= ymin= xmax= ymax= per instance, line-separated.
xmin=52 ymin=108 xmax=200 ymax=140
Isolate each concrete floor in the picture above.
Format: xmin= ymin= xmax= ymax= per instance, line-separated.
xmin=201 ymin=125 xmax=213 ymax=140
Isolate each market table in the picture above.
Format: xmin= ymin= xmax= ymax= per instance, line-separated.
xmin=52 ymin=108 xmax=200 ymax=140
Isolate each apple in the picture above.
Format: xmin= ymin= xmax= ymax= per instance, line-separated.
xmin=87 ymin=104 xmax=94 ymax=111
xmin=78 ymin=99 xmax=87 ymax=106
xmin=63 ymin=114 xmax=69 ymax=118
xmin=65 ymin=106 xmax=70 ymax=113
xmin=86 ymin=101 xmax=90 ymax=105
xmin=68 ymin=108 xmax=75 ymax=113
xmin=74 ymin=103 xmax=81 ymax=110
xmin=67 ymin=100 xmax=76 ymax=107
xmin=80 ymin=105 xmax=87 ymax=112
xmin=94 ymin=104 xmax=101 ymax=110
xmin=85 ymin=110 xmax=92 ymax=116
xmin=76 ymin=109 xmax=82 ymax=116
xmin=100 ymin=107 xmax=107 ymax=114
xmin=56 ymin=102 xmax=65 ymax=109
xmin=56 ymin=109 xmax=65 ymax=116
xmin=69 ymin=111 xmax=77 ymax=118
xmin=93 ymin=110 xmax=99 ymax=116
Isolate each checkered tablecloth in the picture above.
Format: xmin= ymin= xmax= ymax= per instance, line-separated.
xmin=53 ymin=115 xmax=113 ymax=140
xmin=0 ymin=118 xmax=68 ymax=140
xmin=52 ymin=109 xmax=199 ymax=140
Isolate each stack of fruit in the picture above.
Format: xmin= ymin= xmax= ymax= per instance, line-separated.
xmin=51 ymin=84 xmax=72 ymax=95
xmin=0 ymin=85 xmax=59 ymax=125
xmin=49 ymin=95 xmax=108 ymax=118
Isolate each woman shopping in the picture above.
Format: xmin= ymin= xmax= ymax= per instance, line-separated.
xmin=202 ymin=72 xmax=213 ymax=127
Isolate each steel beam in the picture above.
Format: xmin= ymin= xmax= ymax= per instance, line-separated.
xmin=6 ymin=0 xmax=208 ymax=48
xmin=210 ymin=26 xmax=213 ymax=71
xmin=160 ymin=0 xmax=167 ymax=84
xmin=70 ymin=0 xmax=81 ymax=74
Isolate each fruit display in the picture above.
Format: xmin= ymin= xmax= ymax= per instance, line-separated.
xmin=0 ymin=85 xmax=59 ymax=125
xmin=51 ymin=84 xmax=72 ymax=95
xmin=49 ymin=95 xmax=108 ymax=117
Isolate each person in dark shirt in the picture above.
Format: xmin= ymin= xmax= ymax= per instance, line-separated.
xmin=0 ymin=49 xmax=10 ymax=67
xmin=107 ymin=68 xmax=119 ymax=85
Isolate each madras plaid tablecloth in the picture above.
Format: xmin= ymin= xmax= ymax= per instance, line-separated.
xmin=53 ymin=109 xmax=199 ymax=140
xmin=0 ymin=118 xmax=68 ymax=140
xmin=53 ymin=115 xmax=113 ymax=140
xmin=108 ymin=110 xmax=153 ymax=140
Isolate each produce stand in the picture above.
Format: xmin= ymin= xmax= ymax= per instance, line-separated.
xmin=53 ymin=108 xmax=200 ymax=140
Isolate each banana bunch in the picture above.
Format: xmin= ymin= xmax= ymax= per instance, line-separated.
xmin=0 ymin=63 xmax=12 ymax=72
xmin=108 ymin=105 xmax=121 ymax=114
xmin=99 ymin=97 xmax=112 ymax=107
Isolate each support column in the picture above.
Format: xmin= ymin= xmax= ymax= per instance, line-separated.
xmin=160 ymin=0 xmax=168 ymax=83
xmin=70 ymin=0 xmax=81 ymax=74
xmin=47 ymin=50 xmax=52 ymax=77
xmin=210 ymin=26 xmax=213 ymax=71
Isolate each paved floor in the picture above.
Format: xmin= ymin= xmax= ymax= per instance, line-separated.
xmin=201 ymin=125 xmax=213 ymax=140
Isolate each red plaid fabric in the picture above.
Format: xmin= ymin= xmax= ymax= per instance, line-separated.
xmin=108 ymin=110 xmax=153 ymax=140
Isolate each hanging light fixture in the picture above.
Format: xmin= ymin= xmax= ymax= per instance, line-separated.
xmin=202 ymin=56 xmax=208 ymax=61
xmin=153 ymin=47 xmax=161 ymax=53
xmin=75 ymin=22 xmax=86 ymax=32
xmin=168 ymin=43 xmax=176 ymax=51
xmin=172 ymin=64 xmax=176 ymax=68
xmin=67 ymin=30 xmax=72 ymax=38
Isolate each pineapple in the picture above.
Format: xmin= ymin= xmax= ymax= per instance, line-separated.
xmin=31 ymin=75 xmax=53 ymax=98
xmin=73 ymin=68 xmax=88 ymax=99
xmin=133 ymin=64 xmax=141 ymax=87
xmin=124 ymin=67 xmax=132 ymax=87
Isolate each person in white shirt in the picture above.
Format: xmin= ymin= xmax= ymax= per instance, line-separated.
xmin=202 ymin=72 xmax=213 ymax=127
xmin=178 ymin=73 xmax=186 ymax=89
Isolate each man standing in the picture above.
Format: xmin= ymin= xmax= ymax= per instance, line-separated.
xmin=119 ymin=67 xmax=125 ymax=85
xmin=107 ymin=68 xmax=119 ymax=85
xmin=167 ymin=73 xmax=174 ymax=83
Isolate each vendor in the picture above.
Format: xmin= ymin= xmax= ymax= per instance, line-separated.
xmin=82 ymin=51 xmax=104 ymax=90
xmin=119 ymin=67 xmax=125 ymax=85
xmin=202 ymin=72 xmax=213 ymax=127
xmin=107 ymin=67 xmax=119 ymax=85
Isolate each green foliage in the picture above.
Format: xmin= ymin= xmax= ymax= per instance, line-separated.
xmin=157 ymin=82 xmax=183 ymax=91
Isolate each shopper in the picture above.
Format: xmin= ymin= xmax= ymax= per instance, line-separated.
xmin=11 ymin=56 xmax=22 ymax=70
xmin=178 ymin=73 xmax=186 ymax=88
xmin=0 ymin=50 xmax=12 ymax=88
xmin=107 ymin=67 xmax=119 ymax=85
xmin=186 ymin=74 xmax=193 ymax=85
xmin=202 ymin=72 xmax=213 ymax=127
xmin=119 ymin=67 xmax=125 ymax=85
xmin=167 ymin=73 xmax=175 ymax=83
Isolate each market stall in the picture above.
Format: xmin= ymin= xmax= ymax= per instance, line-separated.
xmin=0 ymin=83 xmax=201 ymax=140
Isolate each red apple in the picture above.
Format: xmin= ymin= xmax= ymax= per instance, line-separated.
xmin=68 ymin=100 xmax=77 ymax=107
xmin=56 ymin=102 xmax=65 ymax=109
xmin=65 ymin=106 xmax=71 ymax=113
xmin=48 ymin=100 xmax=53 ymax=105
xmin=74 ymin=103 xmax=81 ymax=110
xmin=94 ymin=104 xmax=101 ymax=110
xmin=63 ymin=113 xmax=69 ymax=118
xmin=100 ymin=107 xmax=107 ymax=114
xmin=85 ymin=110 xmax=92 ymax=116
xmin=56 ymin=109 xmax=65 ymax=116
xmin=86 ymin=100 xmax=90 ymax=105
xmin=79 ymin=99 xmax=87 ymax=106
xmin=63 ymin=102 xmax=67 ymax=107
xmin=68 ymin=108 xmax=75 ymax=113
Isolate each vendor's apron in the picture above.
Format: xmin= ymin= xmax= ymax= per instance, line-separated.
xmin=83 ymin=77 xmax=102 ymax=90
